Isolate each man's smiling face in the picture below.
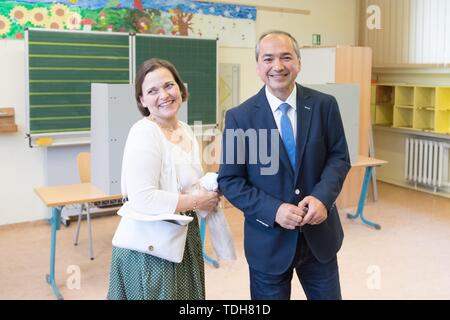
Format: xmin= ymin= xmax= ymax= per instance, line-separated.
xmin=256 ymin=34 xmax=301 ymax=101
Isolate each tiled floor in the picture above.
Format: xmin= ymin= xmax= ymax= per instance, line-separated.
xmin=0 ymin=182 xmax=449 ymax=300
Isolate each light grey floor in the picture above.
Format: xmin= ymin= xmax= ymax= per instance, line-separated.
xmin=0 ymin=182 xmax=449 ymax=300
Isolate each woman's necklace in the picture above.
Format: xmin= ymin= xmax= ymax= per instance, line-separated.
xmin=150 ymin=116 xmax=183 ymax=143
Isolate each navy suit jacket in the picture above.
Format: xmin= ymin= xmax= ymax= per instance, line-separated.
xmin=218 ymin=84 xmax=351 ymax=275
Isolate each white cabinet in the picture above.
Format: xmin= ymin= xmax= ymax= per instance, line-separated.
xmin=90 ymin=84 xmax=140 ymax=195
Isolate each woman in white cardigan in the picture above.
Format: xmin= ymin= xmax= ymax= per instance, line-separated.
xmin=107 ymin=59 xmax=220 ymax=300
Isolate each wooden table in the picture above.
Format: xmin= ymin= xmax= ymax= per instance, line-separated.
xmin=34 ymin=183 xmax=121 ymax=300
xmin=346 ymin=156 xmax=388 ymax=230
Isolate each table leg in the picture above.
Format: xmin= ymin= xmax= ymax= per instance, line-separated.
xmin=86 ymin=205 xmax=94 ymax=260
xmin=199 ymin=217 xmax=219 ymax=268
xmin=46 ymin=206 xmax=64 ymax=300
xmin=347 ymin=167 xmax=381 ymax=230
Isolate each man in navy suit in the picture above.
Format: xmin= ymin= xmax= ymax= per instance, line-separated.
xmin=218 ymin=30 xmax=351 ymax=300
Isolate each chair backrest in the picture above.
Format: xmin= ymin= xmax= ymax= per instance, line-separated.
xmin=77 ymin=152 xmax=91 ymax=183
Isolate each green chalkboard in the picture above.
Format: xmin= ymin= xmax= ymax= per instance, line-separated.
xmin=135 ymin=34 xmax=217 ymax=125
xmin=26 ymin=29 xmax=130 ymax=135
xmin=26 ymin=29 xmax=217 ymax=143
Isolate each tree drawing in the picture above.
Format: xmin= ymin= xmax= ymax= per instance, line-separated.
xmin=170 ymin=8 xmax=193 ymax=36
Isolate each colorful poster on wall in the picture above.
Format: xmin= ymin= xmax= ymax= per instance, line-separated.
xmin=0 ymin=0 xmax=256 ymax=47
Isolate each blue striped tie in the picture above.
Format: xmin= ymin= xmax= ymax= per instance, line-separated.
xmin=279 ymin=103 xmax=296 ymax=168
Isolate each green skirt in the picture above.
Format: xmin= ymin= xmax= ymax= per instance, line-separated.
xmin=107 ymin=214 xmax=205 ymax=300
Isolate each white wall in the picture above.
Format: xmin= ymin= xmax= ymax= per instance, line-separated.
xmin=220 ymin=0 xmax=358 ymax=103
xmin=0 ymin=40 xmax=47 ymax=225
xmin=0 ymin=0 xmax=357 ymax=225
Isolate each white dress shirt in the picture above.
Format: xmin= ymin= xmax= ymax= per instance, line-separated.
xmin=265 ymin=85 xmax=297 ymax=142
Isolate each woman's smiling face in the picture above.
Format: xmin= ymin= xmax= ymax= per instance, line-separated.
xmin=139 ymin=67 xmax=182 ymax=122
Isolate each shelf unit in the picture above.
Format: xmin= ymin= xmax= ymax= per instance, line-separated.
xmin=413 ymin=86 xmax=435 ymax=131
xmin=371 ymin=85 xmax=394 ymax=125
xmin=394 ymin=85 xmax=414 ymax=129
xmin=371 ymin=84 xmax=450 ymax=135
xmin=436 ymin=87 xmax=450 ymax=134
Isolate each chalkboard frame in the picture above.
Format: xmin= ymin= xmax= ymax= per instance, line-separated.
xmin=25 ymin=29 xmax=218 ymax=147
xmin=25 ymin=28 xmax=132 ymax=147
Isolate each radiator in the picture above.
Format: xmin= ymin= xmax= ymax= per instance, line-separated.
xmin=405 ymin=137 xmax=450 ymax=192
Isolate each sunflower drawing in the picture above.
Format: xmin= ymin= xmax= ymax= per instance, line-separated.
xmin=0 ymin=15 xmax=11 ymax=36
xmin=10 ymin=6 xmax=29 ymax=25
xmin=50 ymin=4 xmax=70 ymax=22
xmin=29 ymin=7 xmax=49 ymax=26
xmin=47 ymin=17 xmax=63 ymax=30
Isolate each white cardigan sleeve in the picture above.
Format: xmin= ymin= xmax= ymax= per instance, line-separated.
xmin=121 ymin=121 xmax=179 ymax=215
